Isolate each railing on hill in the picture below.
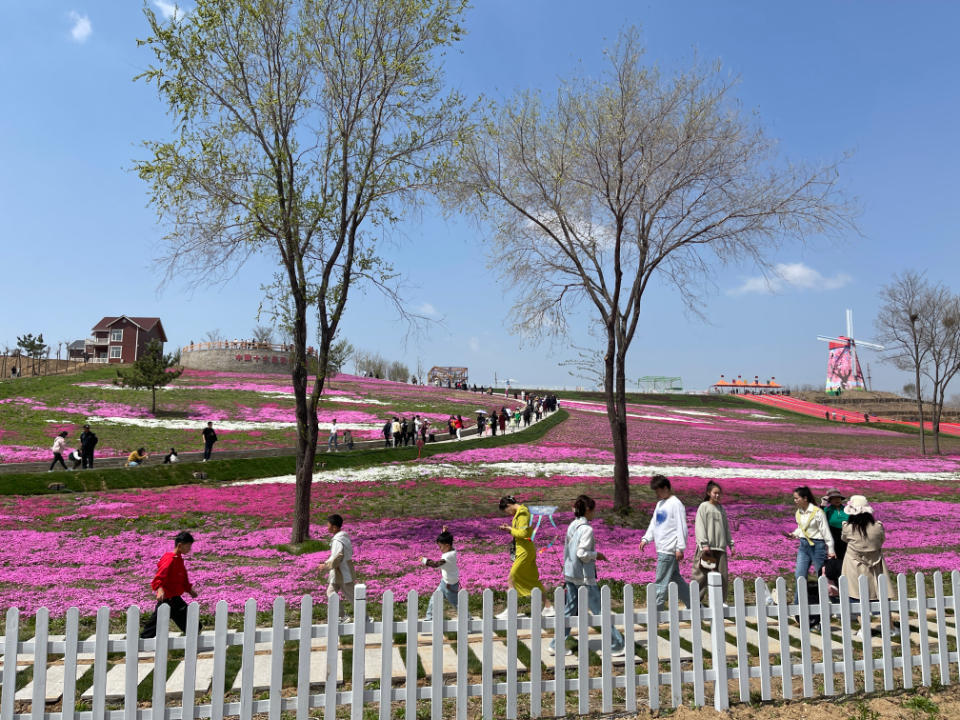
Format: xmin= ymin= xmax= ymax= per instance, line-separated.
xmin=2 ymin=571 xmax=958 ymax=719
xmin=181 ymin=341 xmax=318 ymax=356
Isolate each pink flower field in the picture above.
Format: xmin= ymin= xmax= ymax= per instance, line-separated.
xmin=3 ymin=386 xmax=960 ymax=616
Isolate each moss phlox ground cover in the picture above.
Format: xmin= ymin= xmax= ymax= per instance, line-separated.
xmin=3 ymin=393 xmax=960 ymax=616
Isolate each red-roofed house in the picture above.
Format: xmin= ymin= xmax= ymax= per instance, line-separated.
xmin=84 ymin=316 xmax=167 ymax=364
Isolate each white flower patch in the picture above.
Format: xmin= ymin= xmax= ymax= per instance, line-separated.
xmin=321 ymin=395 xmax=386 ymax=405
xmin=569 ymin=405 xmax=706 ymax=424
xmin=230 ymin=459 xmax=960 ymax=487
xmin=671 ymin=409 xmax=717 ymax=417
xmin=84 ymin=415 xmax=382 ymax=432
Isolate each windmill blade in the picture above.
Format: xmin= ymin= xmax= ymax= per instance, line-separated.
xmin=817 ymin=335 xmax=845 ymax=343
xmin=854 ymin=341 xmax=884 ymax=351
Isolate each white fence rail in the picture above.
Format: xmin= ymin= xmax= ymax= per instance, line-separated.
xmin=2 ymin=571 xmax=958 ymax=719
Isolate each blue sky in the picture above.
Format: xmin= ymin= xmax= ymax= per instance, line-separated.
xmin=2 ymin=1 xmax=958 ymax=392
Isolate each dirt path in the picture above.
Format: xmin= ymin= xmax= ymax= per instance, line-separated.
xmin=624 ymin=684 xmax=958 ymax=719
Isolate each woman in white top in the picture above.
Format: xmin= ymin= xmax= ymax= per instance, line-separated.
xmin=785 ymin=486 xmax=835 ymax=600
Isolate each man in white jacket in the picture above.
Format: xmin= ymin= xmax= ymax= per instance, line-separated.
xmin=640 ymin=475 xmax=691 ymax=611
xmin=321 ymin=514 xmax=356 ymax=621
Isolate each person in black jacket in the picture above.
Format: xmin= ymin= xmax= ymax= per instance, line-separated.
xmin=201 ymin=422 xmax=218 ymax=461
xmin=79 ymin=424 xmax=98 ymax=469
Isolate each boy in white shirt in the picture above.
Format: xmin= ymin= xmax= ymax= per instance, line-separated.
xmin=321 ymin=514 xmax=356 ymax=621
xmin=640 ymin=475 xmax=692 ymax=611
xmin=420 ymin=528 xmax=459 ymax=622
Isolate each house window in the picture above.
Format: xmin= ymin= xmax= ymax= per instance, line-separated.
xmin=109 ymin=346 xmax=122 ymax=359
xmin=110 ymin=329 xmax=123 ymax=342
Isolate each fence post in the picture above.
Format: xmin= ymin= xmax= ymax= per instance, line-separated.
xmin=352 ymin=585 xmax=367 ymax=720
xmin=708 ymin=572 xmax=728 ymax=711
xmin=62 ymin=608 xmax=79 ymax=720
xmin=270 ymin=597 xmax=286 ymax=720
xmin=31 ymin=607 xmax=49 ymax=720
xmin=297 ymin=595 xmax=313 ymax=720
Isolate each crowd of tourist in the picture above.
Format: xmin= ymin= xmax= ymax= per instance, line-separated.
xmin=145 ymin=474 xmax=891 ymax=649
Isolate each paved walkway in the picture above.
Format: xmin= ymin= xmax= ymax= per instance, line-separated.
xmin=0 ymin=395 xmax=538 ymax=475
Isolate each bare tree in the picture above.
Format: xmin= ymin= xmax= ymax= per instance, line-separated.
xmin=137 ymin=0 xmax=465 ymax=542
xmin=204 ymin=329 xmax=225 ymax=344
xmin=451 ymin=30 xmax=856 ymax=512
xmin=876 ymin=271 xmax=932 ymax=454
xmin=251 ymin=325 xmax=274 ymax=345
xmin=918 ymin=286 xmax=960 ymax=454
xmin=387 ymin=360 xmax=410 ymax=382
xmin=355 ymin=349 xmax=389 ymax=378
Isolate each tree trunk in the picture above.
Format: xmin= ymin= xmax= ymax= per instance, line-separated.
xmin=932 ymin=388 xmax=942 ymax=455
xmin=605 ymin=330 xmax=631 ymax=513
xmin=290 ymin=290 xmax=315 ymax=544
xmin=152 ymin=387 xmax=157 ymax=415
xmin=914 ymin=364 xmax=925 ymax=454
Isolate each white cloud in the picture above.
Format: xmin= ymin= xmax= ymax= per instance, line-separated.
xmin=68 ymin=11 xmax=92 ymax=43
xmin=417 ymin=302 xmax=440 ymax=318
xmin=153 ymin=0 xmax=185 ymax=21
xmin=729 ymin=262 xmax=852 ymax=295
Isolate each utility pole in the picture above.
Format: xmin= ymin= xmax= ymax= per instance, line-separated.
xmin=866 ymin=364 xmax=872 ymax=392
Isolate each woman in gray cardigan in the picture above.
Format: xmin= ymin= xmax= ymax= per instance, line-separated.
xmin=691 ymin=481 xmax=735 ymax=604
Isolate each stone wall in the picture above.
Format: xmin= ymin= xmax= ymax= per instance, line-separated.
xmin=180 ymin=347 xmax=296 ymax=375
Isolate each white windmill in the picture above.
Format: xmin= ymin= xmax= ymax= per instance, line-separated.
xmin=816 ymin=309 xmax=884 ymax=393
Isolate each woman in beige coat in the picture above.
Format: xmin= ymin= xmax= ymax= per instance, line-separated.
xmin=840 ymin=495 xmax=890 ymax=602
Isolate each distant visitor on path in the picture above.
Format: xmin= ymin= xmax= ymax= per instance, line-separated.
xmin=127 ymin=447 xmax=148 ymax=467
xmin=342 ymin=428 xmax=354 ymax=450
xmin=549 ymin=494 xmax=625 ymax=657
xmin=142 ymin=531 xmax=199 ymax=638
xmin=786 ymin=485 xmax=835 ymax=602
xmin=163 ymin=448 xmax=179 ymax=464
xmin=640 ymin=475 xmax=691 ymax=611
xmin=321 ymin=514 xmax=356 ymax=622
xmin=496 ymin=496 xmax=555 ymax=618
xmin=328 ymin=419 xmax=338 ymax=452
xmin=49 ymin=431 xmax=69 ymax=472
xmin=201 ymin=421 xmax=218 ymax=461
xmin=421 ymin=527 xmax=460 ymax=622
xmin=79 ymin=424 xmax=98 ymax=469
xmin=691 ymin=481 xmax=735 ymax=605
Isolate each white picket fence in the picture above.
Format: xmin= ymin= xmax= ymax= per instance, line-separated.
xmin=2 ymin=571 xmax=958 ymax=720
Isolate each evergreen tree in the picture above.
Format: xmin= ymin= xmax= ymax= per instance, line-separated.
xmin=117 ymin=340 xmax=183 ymax=413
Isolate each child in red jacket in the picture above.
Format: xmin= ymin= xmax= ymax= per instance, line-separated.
xmin=141 ymin=531 xmax=199 ymax=638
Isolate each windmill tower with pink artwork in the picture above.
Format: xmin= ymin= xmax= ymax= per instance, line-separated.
xmin=817 ymin=309 xmax=883 ymax=394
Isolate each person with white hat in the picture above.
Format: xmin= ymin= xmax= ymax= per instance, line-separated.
xmin=840 ymin=495 xmax=890 ymax=604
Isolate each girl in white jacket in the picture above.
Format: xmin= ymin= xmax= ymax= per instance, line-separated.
xmin=49 ymin=431 xmax=69 ymax=471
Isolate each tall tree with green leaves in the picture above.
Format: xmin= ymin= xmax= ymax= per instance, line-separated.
xmin=137 ymin=0 xmax=465 ymax=542
xmin=117 ymin=340 xmax=184 ymax=413
xmin=451 ymin=30 xmax=856 ymax=512
xmin=16 ymin=333 xmax=46 ymax=376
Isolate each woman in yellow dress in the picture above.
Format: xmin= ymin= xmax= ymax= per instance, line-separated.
xmin=498 ymin=496 xmax=555 ymax=617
